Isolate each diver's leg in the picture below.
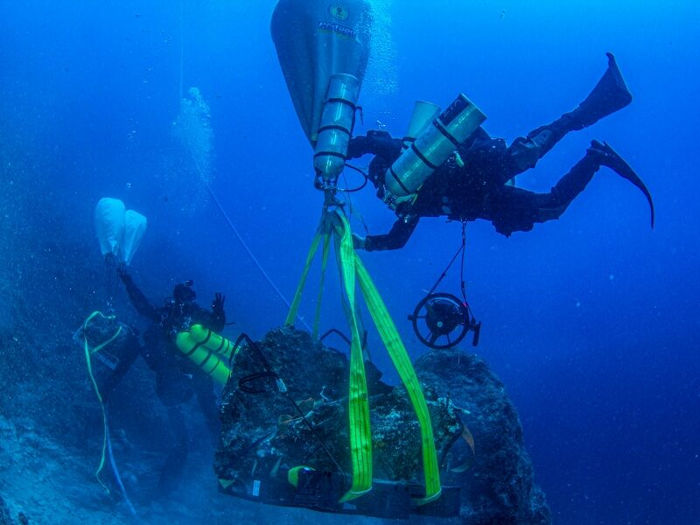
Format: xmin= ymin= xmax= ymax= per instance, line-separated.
xmin=193 ymin=374 xmax=221 ymax=444
xmin=156 ymin=406 xmax=189 ymax=496
xmin=546 ymin=151 xmax=601 ymax=216
xmin=487 ymin=152 xmax=600 ymax=235
xmin=490 ymin=141 xmax=652 ymax=233
xmin=506 ymin=53 xmax=632 ymax=175
xmin=541 ymin=141 xmax=653 ymax=226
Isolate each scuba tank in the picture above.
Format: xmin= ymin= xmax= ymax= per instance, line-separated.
xmin=402 ymin=100 xmax=441 ymax=150
xmin=384 ymin=94 xmax=486 ymax=209
xmin=313 ymin=73 xmax=361 ymax=187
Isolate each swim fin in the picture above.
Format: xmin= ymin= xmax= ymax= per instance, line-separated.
xmin=589 ymin=140 xmax=655 ymax=228
xmin=571 ymin=53 xmax=633 ymax=128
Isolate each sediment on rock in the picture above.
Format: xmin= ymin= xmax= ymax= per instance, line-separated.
xmin=215 ymin=327 xmax=551 ymax=524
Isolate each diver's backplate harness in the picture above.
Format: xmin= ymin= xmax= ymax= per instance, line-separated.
xmin=383 ymin=94 xmax=486 ymax=212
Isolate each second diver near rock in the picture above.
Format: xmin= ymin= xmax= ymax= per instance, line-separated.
xmin=101 ymin=265 xmax=227 ymax=496
xmin=349 ymin=53 xmax=655 ymax=251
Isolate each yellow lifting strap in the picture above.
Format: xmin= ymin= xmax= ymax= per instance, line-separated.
xmin=313 ymin=233 xmax=332 ymax=339
xmin=334 ymin=214 xmax=373 ymax=502
xmin=81 ymin=311 xmax=121 ymax=493
xmin=284 ymin=222 xmax=334 ymax=339
xmin=355 ymin=255 xmax=442 ymax=505
xmin=285 ymin=209 xmax=442 ymax=505
xmin=285 ymin=229 xmax=324 ymax=327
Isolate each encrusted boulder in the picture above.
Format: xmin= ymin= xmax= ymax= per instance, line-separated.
xmin=416 ymin=349 xmax=551 ymax=524
xmin=215 ymin=327 xmax=461 ymax=492
xmin=215 ymin=327 xmax=550 ymax=524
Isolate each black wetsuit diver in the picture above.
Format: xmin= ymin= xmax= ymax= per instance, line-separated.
xmin=101 ymin=267 xmax=226 ymax=496
xmin=348 ymin=54 xmax=655 ymax=251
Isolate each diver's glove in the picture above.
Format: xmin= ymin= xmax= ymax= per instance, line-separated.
xmin=347 ymin=130 xmax=398 ymax=160
xmin=116 ymin=262 xmax=131 ymax=284
xmin=104 ymin=252 xmax=117 ymax=267
xmin=347 ymin=136 xmax=371 ymax=159
xmin=212 ymin=293 xmax=226 ymax=316
xmin=352 ymin=234 xmax=367 ymax=251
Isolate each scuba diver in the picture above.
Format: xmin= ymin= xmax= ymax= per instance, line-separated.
xmin=99 ymin=265 xmax=227 ymax=496
xmin=348 ymin=53 xmax=655 ymax=251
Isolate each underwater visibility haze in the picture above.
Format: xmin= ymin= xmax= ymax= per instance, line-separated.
xmin=0 ymin=1 xmax=699 ymax=524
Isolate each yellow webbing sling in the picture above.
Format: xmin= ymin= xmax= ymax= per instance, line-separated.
xmin=81 ymin=311 xmax=122 ymax=492
xmin=354 ymin=255 xmax=441 ymax=504
xmin=313 ymin=233 xmax=332 ymax=339
xmin=285 ymin=229 xmax=324 ymax=328
xmin=285 ymin=209 xmax=441 ymax=505
xmin=334 ymin=213 xmax=373 ymax=502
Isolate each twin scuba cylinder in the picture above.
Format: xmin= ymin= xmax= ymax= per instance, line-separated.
xmin=385 ymin=94 xmax=486 ymax=209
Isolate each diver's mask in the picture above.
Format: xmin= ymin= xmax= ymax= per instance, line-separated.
xmin=173 ymin=280 xmax=196 ymax=304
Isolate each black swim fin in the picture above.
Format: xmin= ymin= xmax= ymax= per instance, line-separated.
xmin=589 ymin=140 xmax=655 ymax=228
xmin=571 ymin=53 xmax=633 ymax=128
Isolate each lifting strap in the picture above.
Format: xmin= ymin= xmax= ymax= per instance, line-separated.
xmin=285 ymin=209 xmax=441 ymax=505
xmin=81 ymin=311 xmax=137 ymax=517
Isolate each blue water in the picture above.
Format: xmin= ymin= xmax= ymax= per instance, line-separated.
xmin=2 ymin=1 xmax=699 ymax=523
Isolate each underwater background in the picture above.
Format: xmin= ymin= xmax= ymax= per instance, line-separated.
xmin=1 ymin=1 xmax=698 ymax=523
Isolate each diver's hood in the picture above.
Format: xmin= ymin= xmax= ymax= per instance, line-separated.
xmin=271 ymin=0 xmax=372 ymax=146
xmin=173 ymin=282 xmax=196 ymax=303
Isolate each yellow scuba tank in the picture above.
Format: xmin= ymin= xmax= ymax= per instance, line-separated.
xmin=188 ymin=324 xmax=239 ymax=360
xmin=385 ymin=94 xmax=486 ymax=209
xmin=175 ymin=325 xmax=241 ymax=385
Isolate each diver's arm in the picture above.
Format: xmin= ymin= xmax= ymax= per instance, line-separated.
xmin=117 ymin=266 xmax=159 ymax=322
xmin=210 ymin=312 xmax=225 ymax=333
xmin=362 ymin=216 xmax=419 ymax=251
xmin=347 ymin=130 xmax=403 ymax=161
xmin=191 ymin=297 xmax=226 ymax=333
xmin=191 ymin=309 xmax=226 ymax=333
xmin=99 ymin=333 xmax=141 ymax=402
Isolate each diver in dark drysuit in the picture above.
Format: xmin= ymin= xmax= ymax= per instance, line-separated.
xmin=348 ymin=53 xmax=655 ymax=251
xmin=101 ymin=267 xmax=226 ymax=495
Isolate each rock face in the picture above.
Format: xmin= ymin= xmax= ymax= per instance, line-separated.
xmin=0 ymin=495 xmax=13 ymax=525
xmin=215 ymin=327 xmax=550 ymax=524
xmin=415 ymin=350 xmax=551 ymax=524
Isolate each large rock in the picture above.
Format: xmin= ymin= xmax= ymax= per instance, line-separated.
xmin=215 ymin=327 xmax=462 ymax=487
xmin=416 ymin=350 xmax=551 ymax=524
xmin=215 ymin=327 xmax=550 ymax=523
